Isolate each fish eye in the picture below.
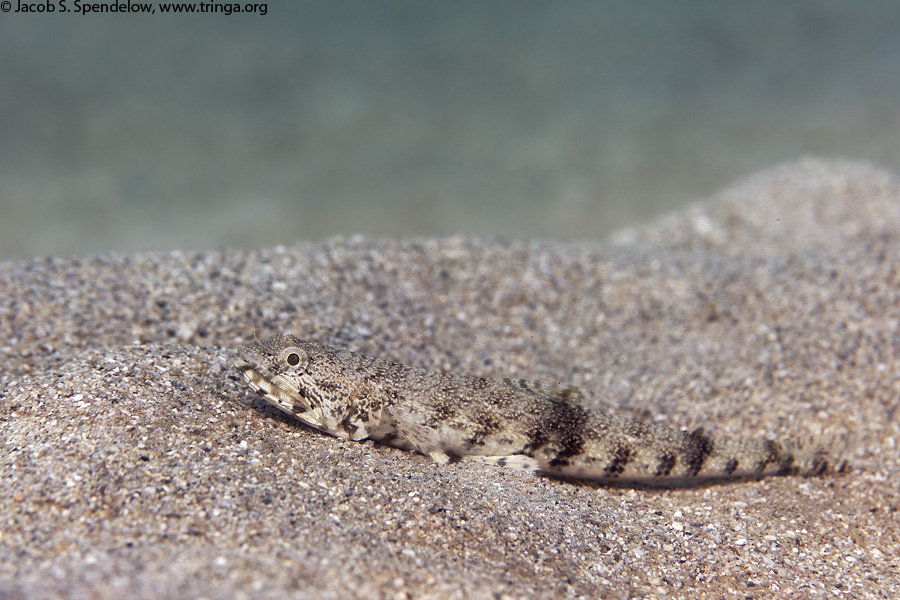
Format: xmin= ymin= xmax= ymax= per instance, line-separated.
xmin=278 ymin=347 xmax=308 ymax=370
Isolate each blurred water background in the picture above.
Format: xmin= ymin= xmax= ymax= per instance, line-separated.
xmin=2 ymin=1 xmax=899 ymax=259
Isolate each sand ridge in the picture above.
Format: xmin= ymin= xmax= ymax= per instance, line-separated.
xmin=1 ymin=158 xmax=898 ymax=598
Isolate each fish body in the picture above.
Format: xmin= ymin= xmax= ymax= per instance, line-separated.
xmin=235 ymin=334 xmax=842 ymax=482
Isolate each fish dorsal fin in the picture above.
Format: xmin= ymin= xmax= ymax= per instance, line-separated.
xmin=499 ymin=378 xmax=586 ymax=405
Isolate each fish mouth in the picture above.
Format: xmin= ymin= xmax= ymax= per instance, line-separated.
xmin=233 ymin=354 xmax=301 ymax=414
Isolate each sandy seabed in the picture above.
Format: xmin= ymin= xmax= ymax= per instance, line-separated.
xmin=2 ymin=158 xmax=898 ymax=599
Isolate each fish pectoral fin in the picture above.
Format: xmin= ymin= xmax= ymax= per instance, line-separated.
xmin=385 ymin=407 xmax=447 ymax=462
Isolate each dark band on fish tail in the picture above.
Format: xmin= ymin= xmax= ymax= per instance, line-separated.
xmin=682 ymin=428 xmax=714 ymax=476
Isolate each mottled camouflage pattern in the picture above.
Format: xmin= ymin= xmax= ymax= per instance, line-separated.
xmin=235 ymin=334 xmax=843 ymax=482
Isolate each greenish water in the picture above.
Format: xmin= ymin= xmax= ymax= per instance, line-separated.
xmin=2 ymin=2 xmax=899 ymax=258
